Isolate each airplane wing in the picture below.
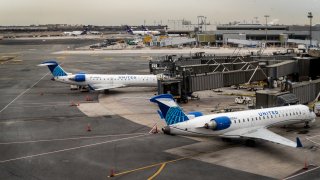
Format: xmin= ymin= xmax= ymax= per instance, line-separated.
xmin=88 ymin=84 xmax=126 ymax=91
xmin=221 ymin=127 xmax=298 ymax=148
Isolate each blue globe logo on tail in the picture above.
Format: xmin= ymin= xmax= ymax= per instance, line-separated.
xmin=52 ymin=65 xmax=67 ymax=76
xmin=150 ymin=94 xmax=189 ymax=125
xmin=165 ymin=106 xmax=189 ymax=125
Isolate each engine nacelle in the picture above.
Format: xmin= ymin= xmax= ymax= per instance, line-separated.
xmin=187 ymin=111 xmax=203 ymax=119
xmin=204 ymin=116 xmax=231 ymax=131
xmin=71 ymin=74 xmax=86 ymax=82
xmin=162 ymin=126 xmax=171 ymax=135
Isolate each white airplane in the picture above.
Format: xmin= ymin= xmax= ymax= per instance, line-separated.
xmin=87 ymin=31 xmax=101 ymax=35
xmin=141 ymin=25 xmax=161 ymax=35
xmin=63 ymin=30 xmax=87 ymax=36
xmin=150 ymin=94 xmax=317 ymax=148
xmin=126 ymin=25 xmax=160 ymax=36
xmin=227 ymin=38 xmax=260 ymax=47
xmin=38 ymin=60 xmax=159 ymax=91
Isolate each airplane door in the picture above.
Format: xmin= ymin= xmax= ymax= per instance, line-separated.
xmin=110 ymin=76 xmax=114 ymax=85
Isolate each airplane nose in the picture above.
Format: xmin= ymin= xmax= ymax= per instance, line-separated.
xmin=311 ymin=112 xmax=316 ymax=119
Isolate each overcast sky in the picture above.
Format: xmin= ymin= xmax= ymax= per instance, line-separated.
xmin=0 ymin=0 xmax=319 ymax=26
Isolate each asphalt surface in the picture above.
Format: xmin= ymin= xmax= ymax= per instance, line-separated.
xmin=0 ymin=39 xmax=314 ymax=180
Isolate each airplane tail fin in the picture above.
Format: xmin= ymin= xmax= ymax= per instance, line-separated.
xmin=38 ymin=60 xmax=67 ymax=77
xmin=126 ymin=25 xmax=134 ymax=35
xmin=141 ymin=25 xmax=148 ymax=31
xmin=150 ymin=94 xmax=189 ymax=125
xmin=81 ymin=29 xmax=88 ymax=35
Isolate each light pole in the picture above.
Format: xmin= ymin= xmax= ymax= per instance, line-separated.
xmin=308 ymin=12 xmax=313 ymax=48
xmin=264 ymin=15 xmax=269 ymax=45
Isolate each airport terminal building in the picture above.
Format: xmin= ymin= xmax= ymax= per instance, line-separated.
xmin=197 ymin=24 xmax=320 ymax=47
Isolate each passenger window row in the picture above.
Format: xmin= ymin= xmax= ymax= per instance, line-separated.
xmin=233 ymin=109 xmax=303 ymax=124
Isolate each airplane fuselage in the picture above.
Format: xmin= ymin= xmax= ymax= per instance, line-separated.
xmin=54 ymin=74 xmax=158 ymax=88
xmin=131 ymin=31 xmax=160 ymax=36
xmin=166 ymin=105 xmax=316 ymax=137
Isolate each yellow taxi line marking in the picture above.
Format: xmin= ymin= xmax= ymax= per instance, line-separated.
xmin=109 ymin=156 xmax=189 ymax=178
xmin=147 ymin=163 xmax=166 ymax=180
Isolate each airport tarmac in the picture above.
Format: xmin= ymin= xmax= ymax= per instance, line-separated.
xmin=0 ymin=39 xmax=319 ymax=180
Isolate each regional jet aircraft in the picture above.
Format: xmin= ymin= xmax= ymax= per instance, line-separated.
xmin=150 ymin=94 xmax=316 ymax=148
xmin=39 ymin=60 xmax=159 ymax=91
xmin=141 ymin=25 xmax=161 ymax=35
xmin=126 ymin=26 xmax=160 ymax=36
xmin=63 ymin=30 xmax=87 ymax=36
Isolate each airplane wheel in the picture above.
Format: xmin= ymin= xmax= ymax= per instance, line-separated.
xmin=221 ymin=138 xmax=232 ymax=142
xmin=245 ymin=139 xmax=256 ymax=147
xmin=304 ymin=122 xmax=310 ymax=129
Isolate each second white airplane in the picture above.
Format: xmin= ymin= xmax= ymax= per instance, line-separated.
xmin=126 ymin=25 xmax=160 ymax=36
xmin=39 ymin=60 xmax=159 ymax=91
xmin=150 ymin=94 xmax=316 ymax=148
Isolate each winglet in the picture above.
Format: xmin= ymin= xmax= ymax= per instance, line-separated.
xmin=296 ymin=137 xmax=303 ymax=148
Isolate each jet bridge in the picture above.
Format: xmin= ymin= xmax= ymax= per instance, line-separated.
xmin=152 ymin=52 xmax=319 ymax=104
xmin=153 ymin=53 xmax=268 ymax=102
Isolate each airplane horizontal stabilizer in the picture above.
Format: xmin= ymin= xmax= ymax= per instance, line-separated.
xmin=38 ymin=60 xmax=67 ymax=77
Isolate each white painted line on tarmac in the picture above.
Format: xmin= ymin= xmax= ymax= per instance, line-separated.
xmin=14 ymin=102 xmax=71 ymax=105
xmin=306 ymin=139 xmax=320 ymax=146
xmin=307 ymin=134 xmax=320 ymax=139
xmin=0 ymin=132 xmax=146 ymax=145
xmin=0 ymin=133 xmax=148 ymax=163
xmin=0 ymin=72 xmax=49 ymax=114
xmin=283 ymin=166 xmax=320 ymax=180
xmin=306 ymin=134 xmax=320 ymax=146
xmin=6 ymin=104 xmax=70 ymax=109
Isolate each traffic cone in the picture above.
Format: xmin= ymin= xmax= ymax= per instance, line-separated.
xmin=149 ymin=124 xmax=158 ymax=134
xmin=303 ymin=158 xmax=308 ymax=170
xmin=85 ymin=95 xmax=92 ymax=101
xmin=109 ymin=169 xmax=115 ymax=177
xmin=86 ymin=123 xmax=92 ymax=132
xmin=154 ymin=125 xmax=158 ymax=134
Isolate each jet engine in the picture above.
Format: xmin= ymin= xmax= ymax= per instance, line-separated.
xmin=70 ymin=74 xmax=86 ymax=82
xmin=162 ymin=126 xmax=171 ymax=135
xmin=187 ymin=111 xmax=203 ymax=119
xmin=204 ymin=116 xmax=231 ymax=131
